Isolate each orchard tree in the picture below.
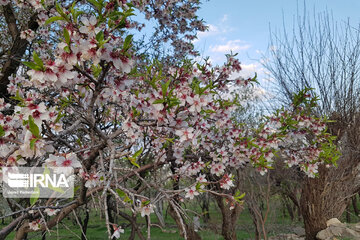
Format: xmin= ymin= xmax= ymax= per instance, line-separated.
xmin=0 ymin=1 xmax=339 ymax=240
xmin=0 ymin=0 xmax=206 ymax=102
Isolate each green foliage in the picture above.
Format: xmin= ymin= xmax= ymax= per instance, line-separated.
xmin=63 ymin=28 xmax=71 ymax=45
xmin=55 ymin=2 xmax=70 ymax=22
xmin=123 ymin=34 xmax=133 ymax=52
xmin=44 ymin=16 xmax=65 ymax=25
xmin=0 ymin=125 xmax=4 ymax=137
xmin=291 ymin=87 xmax=319 ymax=110
xmin=116 ymin=189 xmax=133 ymax=203
xmin=127 ymin=147 xmax=143 ymax=168
xmin=23 ymin=52 xmax=45 ymax=71
xmin=30 ymin=187 xmax=40 ymax=206
xmin=28 ymin=116 xmax=40 ymax=138
xmin=234 ymin=190 xmax=246 ymax=204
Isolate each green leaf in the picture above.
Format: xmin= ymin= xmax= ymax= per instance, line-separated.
xmin=127 ymin=156 xmax=140 ymax=168
xmin=55 ymin=2 xmax=68 ymax=19
xmin=161 ymin=80 xmax=171 ymax=98
xmin=33 ymin=52 xmax=43 ymax=69
xmin=44 ymin=16 xmax=64 ymax=25
xmin=235 ymin=192 xmax=246 ymax=200
xmin=165 ymin=138 xmax=174 ymax=143
xmin=30 ymin=138 xmax=37 ymax=150
xmin=70 ymin=0 xmax=77 ymax=15
xmin=42 ymin=166 xmax=66 ymax=193
xmin=63 ymin=46 xmax=71 ymax=53
xmin=74 ymin=185 xmax=80 ymax=193
xmin=96 ymin=30 xmax=104 ymax=42
xmin=63 ymin=28 xmax=71 ymax=45
xmin=87 ymin=0 xmax=102 ymax=11
xmin=91 ymin=64 xmax=102 ymax=78
xmin=54 ymin=112 xmax=65 ymax=124
xmin=73 ymin=11 xmax=85 ymax=22
xmin=141 ymin=200 xmax=150 ymax=207
xmin=0 ymin=125 xmax=4 ymax=137
xmin=23 ymin=61 xmax=41 ymax=71
xmin=116 ymin=189 xmax=132 ymax=203
xmin=116 ymin=189 xmax=126 ymax=198
xmin=152 ymin=99 xmax=164 ymax=104
xmin=123 ymin=34 xmax=133 ymax=51
xmin=48 ymin=184 xmax=65 ymax=193
xmin=195 ymin=182 xmax=204 ymax=192
xmin=124 ymin=195 xmax=132 ymax=203
xmin=30 ymin=187 xmax=40 ymax=206
xmin=133 ymin=147 xmax=143 ymax=159
xmin=28 ymin=115 xmax=40 ymax=138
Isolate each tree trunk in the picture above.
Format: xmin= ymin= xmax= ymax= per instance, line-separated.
xmin=300 ymin=165 xmax=348 ymax=240
xmin=300 ymin=190 xmax=327 ymax=239
xmin=1 ymin=3 xmax=39 ymax=102
xmin=166 ymin=141 xmax=201 ymax=240
xmin=168 ymin=203 xmax=202 ymax=240
xmin=154 ymin=200 xmax=165 ymax=228
xmin=352 ymin=195 xmax=359 ymax=216
xmin=117 ymin=210 xmax=145 ymax=240
xmin=214 ymin=196 xmax=242 ymax=240
xmin=346 ymin=205 xmax=351 ymax=223
xmin=41 ymin=231 xmax=46 ymax=240
xmin=106 ymin=195 xmax=114 ymax=237
xmin=248 ymin=205 xmax=261 ymax=240
xmin=81 ymin=207 xmax=90 ymax=240
xmin=200 ymin=195 xmax=210 ymax=223
xmin=282 ymin=195 xmax=295 ymax=221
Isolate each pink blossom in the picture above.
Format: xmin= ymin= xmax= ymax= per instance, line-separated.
xmin=140 ymin=203 xmax=155 ymax=217
xmin=219 ymin=174 xmax=234 ymax=190
xmin=185 ymin=186 xmax=199 ymax=200
xmin=44 ymin=208 xmax=60 ymax=216
xmin=79 ymin=16 xmax=100 ymax=36
xmin=111 ymin=225 xmax=124 ymax=239
xmin=175 ymin=127 xmax=194 ymax=142
xmin=20 ymin=29 xmax=35 ymax=41
xmin=28 ymin=219 xmax=41 ymax=231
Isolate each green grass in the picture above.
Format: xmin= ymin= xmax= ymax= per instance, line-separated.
xmin=2 ymin=194 xmax=360 ymax=239
xmin=2 ymin=203 xmax=253 ymax=240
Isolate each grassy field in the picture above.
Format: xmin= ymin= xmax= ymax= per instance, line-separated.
xmin=1 ymin=201 xmax=298 ymax=239
xmin=1 ymin=196 xmax=359 ymax=239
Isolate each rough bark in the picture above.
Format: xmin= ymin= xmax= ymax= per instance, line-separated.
xmin=352 ymin=195 xmax=359 ymax=216
xmin=80 ymin=207 xmax=90 ymax=240
xmin=300 ymin=165 xmax=349 ymax=240
xmin=1 ymin=3 xmax=39 ymax=102
xmin=248 ymin=205 xmax=261 ymax=240
xmin=117 ymin=210 xmax=145 ymax=240
xmin=168 ymin=204 xmax=202 ymax=240
xmin=154 ymin=200 xmax=165 ymax=228
xmin=200 ymin=195 xmax=210 ymax=223
xmin=283 ymin=196 xmax=295 ymax=221
xmin=214 ymin=195 xmax=242 ymax=240
xmin=0 ymin=214 xmax=28 ymax=240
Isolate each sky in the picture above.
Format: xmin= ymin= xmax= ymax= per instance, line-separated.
xmin=193 ymin=0 xmax=360 ymax=80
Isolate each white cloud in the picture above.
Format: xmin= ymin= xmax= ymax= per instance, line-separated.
xmin=221 ymin=14 xmax=228 ymax=23
xmin=193 ymin=15 xmax=234 ymax=44
xmin=239 ymin=63 xmax=258 ymax=79
xmin=209 ymin=40 xmax=251 ymax=53
xmin=230 ymin=63 xmax=258 ymax=80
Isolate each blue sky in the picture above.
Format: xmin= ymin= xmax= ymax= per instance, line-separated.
xmin=193 ymin=0 xmax=360 ymax=79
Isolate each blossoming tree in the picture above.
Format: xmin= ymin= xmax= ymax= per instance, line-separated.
xmin=0 ymin=1 xmax=339 ymax=240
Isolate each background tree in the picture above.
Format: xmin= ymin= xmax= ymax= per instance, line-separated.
xmin=262 ymin=9 xmax=360 ymax=239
